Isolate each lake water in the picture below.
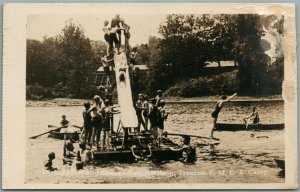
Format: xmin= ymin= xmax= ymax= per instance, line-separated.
xmin=26 ymin=101 xmax=285 ymax=184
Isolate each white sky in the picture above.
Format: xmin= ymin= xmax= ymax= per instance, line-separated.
xmin=27 ymin=14 xmax=167 ymax=46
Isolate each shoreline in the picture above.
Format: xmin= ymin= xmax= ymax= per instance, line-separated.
xmin=26 ymin=95 xmax=283 ymax=107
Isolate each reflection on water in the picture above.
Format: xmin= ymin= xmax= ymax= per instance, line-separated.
xmin=26 ymin=101 xmax=284 ymax=184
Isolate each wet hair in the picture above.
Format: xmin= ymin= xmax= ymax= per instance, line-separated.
xmin=93 ymin=95 xmax=101 ymax=101
xmin=79 ymin=141 xmax=86 ymax=150
xmin=48 ymin=152 xmax=55 ymax=160
xmin=66 ymin=141 xmax=74 ymax=151
xmin=151 ymin=98 xmax=156 ymax=104
xmin=221 ymin=95 xmax=227 ymax=100
xmin=104 ymin=99 xmax=110 ymax=105
xmin=183 ymin=136 xmax=191 ymax=145
xmin=84 ymin=102 xmax=90 ymax=109
xmin=159 ymin=100 xmax=165 ymax=106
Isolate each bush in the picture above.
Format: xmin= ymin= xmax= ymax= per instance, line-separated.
xmin=165 ymin=70 xmax=238 ymax=97
xmin=26 ymin=84 xmax=54 ymax=100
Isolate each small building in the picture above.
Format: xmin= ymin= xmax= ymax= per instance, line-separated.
xmin=205 ymin=61 xmax=237 ymax=68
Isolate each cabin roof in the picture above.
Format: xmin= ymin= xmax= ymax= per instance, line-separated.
xmin=205 ymin=61 xmax=236 ymax=68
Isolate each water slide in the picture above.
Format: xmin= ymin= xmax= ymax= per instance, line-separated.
xmin=113 ymin=51 xmax=138 ymax=128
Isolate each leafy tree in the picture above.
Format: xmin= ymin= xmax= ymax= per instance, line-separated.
xmin=56 ymin=19 xmax=95 ymax=97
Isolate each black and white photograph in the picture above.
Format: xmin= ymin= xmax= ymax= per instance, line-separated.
xmin=2 ymin=3 xmax=297 ymax=189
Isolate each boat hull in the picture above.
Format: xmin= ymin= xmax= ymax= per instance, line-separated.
xmin=48 ymin=131 xmax=80 ymax=140
xmin=216 ymin=123 xmax=284 ymax=131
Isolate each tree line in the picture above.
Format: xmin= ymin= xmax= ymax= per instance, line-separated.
xmin=27 ymin=15 xmax=284 ymax=100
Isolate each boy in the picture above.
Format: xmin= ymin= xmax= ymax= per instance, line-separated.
xmin=111 ymin=14 xmax=124 ymax=44
xmin=63 ymin=137 xmax=77 ymax=158
xmin=129 ymin=47 xmax=137 ymax=65
xmin=135 ymin=93 xmax=147 ymax=132
xmin=44 ymin=152 xmax=57 ymax=171
xmin=110 ymin=14 xmax=123 ymax=54
xmin=100 ymin=99 xmax=112 ymax=150
xmin=142 ymin=94 xmax=149 ymax=132
xmin=243 ymin=106 xmax=260 ymax=129
xmin=123 ymin=22 xmax=131 ymax=55
xmin=103 ymin=20 xmax=111 ymax=56
xmin=82 ymin=102 xmax=92 ymax=145
xmin=211 ymin=93 xmax=237 ymax=140
xmin=101 ymin=55 xmax=114 ymax=87
xmin=155 ymin=90 xmax=163 ymax=107
xmin=148 ymin=98 xmax=159 ymax=145
xmin=91 ymin=106 xmax=102 ymax=149
xmin=60 ymin=115 xmax=69 ymax=127
xmin=157 ymin=100 xmax=168 ymax=146
xmin=76 ymin=141 xmax=93 ymax=165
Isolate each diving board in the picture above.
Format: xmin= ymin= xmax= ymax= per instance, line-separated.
xmin=114 ymin=51 xmax=138 ymax=128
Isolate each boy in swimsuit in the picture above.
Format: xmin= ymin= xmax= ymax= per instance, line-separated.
xmin=129 ymin=47 xmax=137 ymax=65
xmin=100 ymin=99 xmax=112 ymax=150
xmin=44 ymin=152 xmax=57 ymax=171
xmin=103 ymin=20 xmax=111 ymax=56
xmin=135 ymin=93 xmax=147 ymax=132
xmin=60 ymin=115 xmax=69 ymax=127
xmin=157 ymin=100 xmax=167 ymax=146
xmin=123 ymin=23 xmax=130 ymax=55
xmin=155 ymin=90 xmax=163 ymax=107
xmin=142 ymin=94 xmax=149 ymax=131
xmin=101 ymin=55 xmax=114 ymax=87
xmin=243 ymin=106 xmax=260 ymax=129
xmin=148 ymin=98 xmax=159 ymax=145
xmin=110 ymin=14 xmax=124 ymax=54
xmin=211 ymin=93 xmax=237 ymax=140
xmin=82 ymin=102 xmax=92 ymax=145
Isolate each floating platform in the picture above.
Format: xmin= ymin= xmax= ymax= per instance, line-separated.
xmin=216 ymin=123 xmax=285 ymax=131
xmin=93 ymin=135 xmax=187 ymax=162
xmin=93 ymin=146 xmax=183 ymax=162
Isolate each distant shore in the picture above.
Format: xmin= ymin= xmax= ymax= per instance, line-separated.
xmin=26 ymin=95 xmax=283 ymax=107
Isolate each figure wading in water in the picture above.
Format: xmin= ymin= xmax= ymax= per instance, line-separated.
xmin=211 ymin=93 xmax=237 ymax=140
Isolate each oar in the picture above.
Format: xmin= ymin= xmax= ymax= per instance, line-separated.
xmin=48 ymin=125 xmax=59 ymax=129
xmin=29 ymin=126 xmax=66 ymax=139
xmin=163 ymin=132 xmax=213 ymax=140
xmin=72 ymin=125 xmax=83 ymax=129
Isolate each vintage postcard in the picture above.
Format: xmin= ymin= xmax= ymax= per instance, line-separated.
xmin=2 ymin=3 xmax=298 ymax=189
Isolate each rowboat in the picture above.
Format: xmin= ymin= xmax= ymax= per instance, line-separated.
xmin=48 ymin=131 xmax=80 ymax=140
xmin=48 ymin=126 xmax=81 ymax=140
xmin=216 ymin=123 xmax=284 ymax=131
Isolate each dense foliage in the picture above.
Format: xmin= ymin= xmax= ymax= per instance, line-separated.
xmin=27 ymin=15 xmax=284 ymax=100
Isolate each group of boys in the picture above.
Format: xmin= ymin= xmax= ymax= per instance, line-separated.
xmin=101 ymin=14 xmax=138 ymax=88
xmin=135 ymin=90 xmax=168 ymax=146
xmin=81 ymin=94 xmax=116 ymax=150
